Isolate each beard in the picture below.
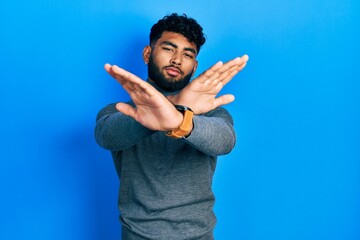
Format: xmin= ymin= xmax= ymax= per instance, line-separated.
xmin=148 ymin=54 xmax=193 ymax=92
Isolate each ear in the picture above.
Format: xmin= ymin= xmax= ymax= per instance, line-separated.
xmin=191 ymin=60 xmax=198 ymax=77
xmin=143 ymin=46 xmax=151 ymax=64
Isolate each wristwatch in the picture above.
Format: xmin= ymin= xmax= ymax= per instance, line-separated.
xmin=166 ymin=105 xmax=194 ymax=139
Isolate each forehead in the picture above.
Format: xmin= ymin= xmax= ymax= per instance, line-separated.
xmin=155 ymin=31 xmax=197 ymax=51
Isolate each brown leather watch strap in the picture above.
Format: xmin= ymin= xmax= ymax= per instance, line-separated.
xmin=166 ymin=105 xmax=194 ymax=139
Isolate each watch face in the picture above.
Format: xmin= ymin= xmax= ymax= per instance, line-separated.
xmin=174 ymin=105 xmax=193 ymax=112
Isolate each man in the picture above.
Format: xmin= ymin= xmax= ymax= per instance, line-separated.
xmin=95 ymin=13 xmax=248 ymax=240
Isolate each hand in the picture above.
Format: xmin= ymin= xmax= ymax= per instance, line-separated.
xmin=167 ymin=55 xmax=249 ymax=114
xmin=104 ymin=64 xmax=184 ymax=131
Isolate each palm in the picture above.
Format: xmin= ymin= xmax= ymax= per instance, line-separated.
xmin=180 ymin=77 xmax=224 ymax=113
xmin=169 ymin=55 xmax=249 ymax=114
xmin=105 ymin=64 xmax=183 ymax=131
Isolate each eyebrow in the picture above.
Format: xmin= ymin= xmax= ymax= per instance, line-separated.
xmin=160 ymin=40 xmax=197 ymax=55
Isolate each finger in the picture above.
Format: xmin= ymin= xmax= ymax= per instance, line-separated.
xmin=104 ymin=63 xmax=111 ymax=71
xmin=242 ymin=54 xmax=249 ymax=62
xmin=111 ymin=65 xmax=161 ymax=98
xmin=202 ymin=55 xmax=248 ymax=80
xmin=115 ymin=102 xmax=137 ymax=119
xmin=197 ymin=61 xmax=223 ymax=83
xmin=203 ymin=56 xmax=246 ymax=84
xmin=216 ymin=58 xmax=240 ymax=75
xmin=214 ymin=94 xmax=235 ymax=107
xmin=111 ymin=65 xmax=138 ymax=83
xmin=111 ymin=65 xmax=149 ymax=90
xmin=219 ymin=55 xmax=249 ymax=74
xmin=131 ymin=80 xmax=158 ymax=97
xmin=217 ymin=56 xmax=244 ymax=75
xmin=208 ymin=78 xmax=223 ymax=88
xmin=201 ymin=58 xmax=242 ymax=85
xmin=106 ymin=65 xmax=132 ymax=89
xmin=220 ymin=62 xmax=248 ymax=85
xmin=104 ymin=63 xmax=117 ymax=78
xmin=218 ymin=55 xmax=249 ymax=85
xmin=110 ymin=65 xmax=146 ymax=92
xmin=218 ymin=63 xmax=242 ymax=85
xmin=128 ymin=80 xmax=152 ymax=96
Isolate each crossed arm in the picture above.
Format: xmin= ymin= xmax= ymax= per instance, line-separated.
xmin=104 ymin=54 xmax=249 ymax=132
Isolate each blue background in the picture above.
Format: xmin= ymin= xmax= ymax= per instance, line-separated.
xmin=1 ymin=1 xmax=359 ymax=239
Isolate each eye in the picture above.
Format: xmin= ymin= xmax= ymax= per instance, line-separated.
xmin=183 ymin=53 xmax=194 ymax=59
xmin=163 ymin=47 xmax=174 ymax=52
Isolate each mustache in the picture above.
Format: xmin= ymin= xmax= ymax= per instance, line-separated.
xmin=163 ymin=65 xmax=183 ymax=74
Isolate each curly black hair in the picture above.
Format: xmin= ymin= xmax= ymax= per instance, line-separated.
xmin=149 ymin=13 xmax=206 ymax=54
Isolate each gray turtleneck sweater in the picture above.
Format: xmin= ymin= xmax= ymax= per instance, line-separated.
xmin=95 ymin=84 xmax=236 ymax=240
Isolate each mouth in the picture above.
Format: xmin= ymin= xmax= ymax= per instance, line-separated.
xmin=164 ymin=66 xmax=183 ymax=77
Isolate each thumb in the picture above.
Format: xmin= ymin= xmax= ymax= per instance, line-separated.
xmin=116 ymin=102 xmax=137 ymax=118
xmin=214 ymin=94 xmax=235 ymax=107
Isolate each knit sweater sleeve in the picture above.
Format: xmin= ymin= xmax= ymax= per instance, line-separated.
xmin=94 ymin=103 xmax=155 ymax=151
xmin=184 ymin=107 xmax=236 ymax=156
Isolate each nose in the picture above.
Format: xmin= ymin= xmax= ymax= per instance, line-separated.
xmin=170 ymin=53 xmax=182 ymax=66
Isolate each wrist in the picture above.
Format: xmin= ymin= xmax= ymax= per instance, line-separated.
xmin=166 ymin=94 xmax=190 ymax=108
xmin=166 ymin=105 xmax=194 ymax=139
xmin=166 ymin=95 xmax=176 ymax=104
xmin=167 ymin=110 xmax=184 ymax=132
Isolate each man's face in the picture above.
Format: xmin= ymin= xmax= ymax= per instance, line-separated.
xmin=145 ymin=31 xmax=198 ymax=92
